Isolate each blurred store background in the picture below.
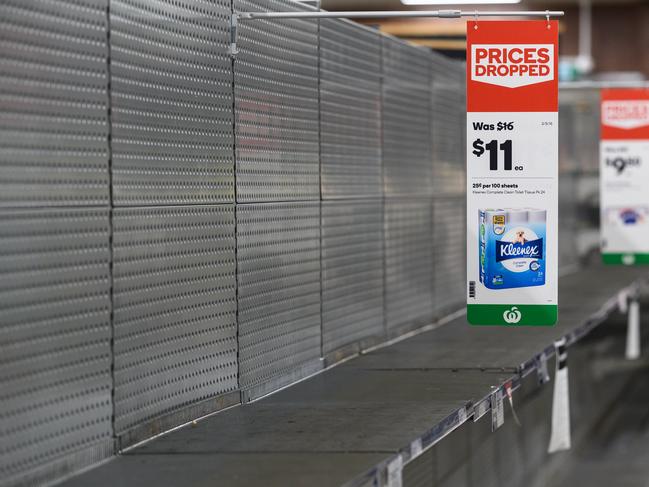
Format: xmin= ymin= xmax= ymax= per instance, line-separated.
xmin=321 ymin=0 xmax=649 ymax=83
xmin=318 ymin=0 xmax=648 ymax=266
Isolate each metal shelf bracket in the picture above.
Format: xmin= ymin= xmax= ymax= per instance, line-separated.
xmin=229 ymin=14 xmax=239 ymax=57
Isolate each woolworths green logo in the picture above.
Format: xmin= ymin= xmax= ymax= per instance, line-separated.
xmin=602 ymin=253 xmax=649 ymax=265
xmin=502 ymin=306 xmax=522 ymax=323
xmin=468 ymin=304 xmax=557 ymax=326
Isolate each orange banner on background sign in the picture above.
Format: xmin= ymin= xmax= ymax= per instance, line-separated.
xmin=601 ymin=89 xmax=649 ymax=140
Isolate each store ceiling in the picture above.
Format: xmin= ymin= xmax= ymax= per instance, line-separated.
xmin=321 ymin=0 xmax=643 ymax=7
xmin=318 ymin=0 xmax=642 ymax=53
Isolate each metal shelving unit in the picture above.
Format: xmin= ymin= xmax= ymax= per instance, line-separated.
xmin=0 ymin=2 xmax=642 ymax=487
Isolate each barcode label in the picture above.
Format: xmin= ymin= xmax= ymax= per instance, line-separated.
xmin=469 ymin=281 xmax=476 ymax=298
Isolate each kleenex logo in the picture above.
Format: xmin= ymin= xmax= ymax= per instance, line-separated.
xmin=496 ymin=238 xmax=543 ymax=262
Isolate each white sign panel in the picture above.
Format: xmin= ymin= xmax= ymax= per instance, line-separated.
xmin=600 ymin=89 xmax=649 ymax=265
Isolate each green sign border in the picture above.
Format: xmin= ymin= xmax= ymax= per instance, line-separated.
xmin=602 ymin=253 xmax=649 ymax=265
xmin=468 ymin=304 xmax=558 ymax=326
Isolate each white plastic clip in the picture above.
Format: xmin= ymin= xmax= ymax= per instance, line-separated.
xmin=618 ymin=289 xmax=629 ymax=313
xmin=548 ymin=338 xmax=571 ymax=453
xmin=473 ymin=398 xmax=489 ymax=422
xmin=386 ymin=454 xmax=404 ymax=487
xmin=490 ymin=387 xmax=504 ymax=432
xmin=546 ymin=10 xmax=551 ymax=29
xmin=410 ymin=438 xmax=423 ymax=460
xmin=474 ymin=10 xmax=479 ymax=30
xmin=626 ymin=299 xmax=641 ymax=360
xmin=536 ymin=353 xmax=551 ymax=385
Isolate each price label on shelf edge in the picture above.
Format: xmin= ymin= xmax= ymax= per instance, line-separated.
xmin=600 ymin=88 xmax=649 ymax=265
xmin=466 ymin=20 xmax=558 ymax=326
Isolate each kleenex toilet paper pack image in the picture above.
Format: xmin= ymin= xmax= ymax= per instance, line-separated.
xmin=479 ymin=209 xmax=546 ymax=290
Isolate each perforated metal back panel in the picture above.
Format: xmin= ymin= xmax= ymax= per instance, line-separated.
xmin=429 ymin=55 xmax=465 ymax=319
xmin=237 ymin=202 xmax=322 ymax=398
xmin=431 ymin=53 xmax=465 ymax=196
xmin=234 ymin=0 xmax=319 ymax=203
xmin=321 ymin=199 xmax=384 ymax=356
xmin=382 ymin=37 xmax=432 ymax=197
xmin=559 ymin=173 xmax=580 ymax=268
xmin=320 ymin=19 xmax=381 ymax=199
xmin=559 ymin=88 xmax=600 ymax=264
xmin=0 ymin=0 xmax=109 ymax=207
xmin=384 ymin=198 xmax=434 ymax=332
xmin=112 ymin=205 xmax=237 ymax=434
xmin=432 ymin=196 xmax=466 ymax=318
xmin=0 ymin=208 xmax=112 ymax=482
xmin=110 ymin=0 xmax=234 ymax=206
xmin=559 ymin=88 xmax=600 ymax=173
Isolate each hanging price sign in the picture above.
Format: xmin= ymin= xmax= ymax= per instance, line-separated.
xmin=466 ymin=20 xmax=558 ymax=326
xmin=600 ymin=88 xmax=649 ymax=265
